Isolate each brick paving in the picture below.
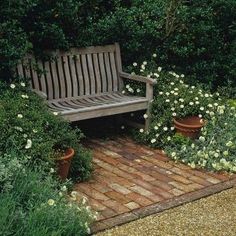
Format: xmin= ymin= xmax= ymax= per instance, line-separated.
xmin=74 ymin=136 xmax=236 ymax=234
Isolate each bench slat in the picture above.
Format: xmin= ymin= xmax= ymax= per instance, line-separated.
xmin=68 ymin=56 xmax=79 ymax=97
xmin=57 ymin=56 xmax=66 ymax=98
xmin=109 ymin=52 xmax=118 ymax=91
xmin=81 ymin=54 xmax=90 ymax=95
xmin=50 ymin=60 xmax=60 ymax=99
xmin=98 ymin=53 xmax=107 ymax=93
xmin=44 ymin=61 xmax=54 ymax=100
xmin=74 ymin=55 xmax=84 ymax=96
xmin=104 ymin=52 xmax=113 ymax=92
xmin=87 ymin=54 xmax=96 ymax=95
xmin=92 ymin=53 xmax=102 ymax=94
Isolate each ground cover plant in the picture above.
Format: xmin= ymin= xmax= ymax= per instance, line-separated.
xmin=124 ymin=56 xmax=236 ymax=173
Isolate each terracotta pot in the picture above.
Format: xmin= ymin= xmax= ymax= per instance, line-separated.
xmin=173 ymin=116 xmax=205 ymax=139
xmin=56 ymin=148 xmax=75 ymax=180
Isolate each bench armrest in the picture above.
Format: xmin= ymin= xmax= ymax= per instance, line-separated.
xmin=32 ymin=89 xmax=47 ymax=100
xmin=119 ymin=72 xmax=157 ymax=85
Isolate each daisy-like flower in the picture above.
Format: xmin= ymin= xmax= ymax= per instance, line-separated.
xmin=205 ymin=93 xmax=209 ymax=98
xmin=141 ymin=64 xmax=146 ymax=70
xmin=174 ymin=92 xmax=178 ymax=96
xmin=143 ymin=114 xmax=148 ymax=119
xmin=154 ymin=126 xmax=158 ymax=130
xmin=226 ymin=141 xmax=233 ymax=147
xmin=151 ymin=138 xmax=156 ymax=144
xmin=170 ymin=82 xmax=175 ymax=85
xmin=121 ymin=125 xmax=125 ymax=130
xmin=50 ymin=168 xmax=55 ymax=173
xmin=61 ymin=185 xmax=67 ymax=192
xmin=180 ymin=105 xmax=184 ymax=108
xmin=180 ymin=74 xmax=185 ymax=78
xmin=139 ymin=128 xmax=144 ymax=133
xmin=199 ymin=136 xmax=205 ymax=142
xmin=163 ymin=127 xmax=168 ymax=131
xmin=133 ymin=62 xmax=138 ymax=67
xmin=170 ymin=127 xmax=175 ymax=131
xmin=17 ymin=114 xmax=23 ymax=118
xmin=165 ymin=99 xmax=170 ymax=103
xmin=122 ymin=90 xmax=125 ymax=94
xmin=10 ymin=84 xmax=16 ymax=89
xmin=166 ymin=92 xmax=170 ymax=96
xmin=189 ymin=102 xmax=194 ymax=106
xmin=126 ymin=84 xmax=130 ymax=89
xmin=21 ymin=94 xmax=29 ymax=99
xmin=143 ymin=61 xmax=147 ymax=65
xmin=171 ymin=152 xmax=176 ymax=157
xmin=195 ymin=101 xmax=199 ymax=105
xmin=171 ymin=107 xmax=175 ymax=111
xmin=47 ymin=199 xmax=55 ymax=206
xmin=159 ymin=91 xmax=163 ymax=95
xmin=20 ymin=82 xmax=26 ymax=87
xmin=157 ymin=67 xmax=162 ymax=72
xmin=25 ymin=139 xmax=32 ymax=149
xmin=53 ymin=112 xmax=58 ymax=116
xmin=152 ymin=53 xmax=157 ymax=58
xmin=200 ymin=107 xmax=204 ymax=111
xmin=154 ymin=73 xmax=159 ymax=78
xmin=172 ymin=112 xmax=177 ymax=117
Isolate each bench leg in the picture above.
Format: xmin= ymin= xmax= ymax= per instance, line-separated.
xmin=144 ymin=107 xmax=151 ymax=131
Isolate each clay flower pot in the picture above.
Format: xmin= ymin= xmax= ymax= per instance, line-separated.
xmin=173 ymin=116 xmax=205 ymax=139
xmin=56 ymin=148 xmax=75 ymax=180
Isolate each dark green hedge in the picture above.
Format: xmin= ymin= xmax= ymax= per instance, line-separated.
xmin=0 ymin=0 xmax=235 ymax=87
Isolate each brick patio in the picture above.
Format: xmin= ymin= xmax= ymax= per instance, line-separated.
xmin=74 ymin=136 xmax=236 ymax=234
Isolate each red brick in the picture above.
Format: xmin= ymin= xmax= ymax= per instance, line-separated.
xmin=76 ymin=184 xmax=109 ymax=201
xmin=105 ymin=191 xmax=131 ymax=204
xmin=108 ymin=183 xmax=131 ymax=194
xmin=169 ymin=174 xmax=193 ymax=184
xmin=100 ymin=208 xmax=117 ymax=218
xmin=89 ymin=199 xmax=107 ymax=211
xmin=126 ymin=192 xmax=152 ymax=207
xmin=169 ymin=188 xmax=185 ymax=196
xmin=150 ymin=180 xmax=173 ymax=191
xmin=129 ymin=185 xmax=154 ymax=197
xmin=125 ymin=201 xmax=140 ymax=210
xmin=102 ymin=200 xmax=130 ymax=214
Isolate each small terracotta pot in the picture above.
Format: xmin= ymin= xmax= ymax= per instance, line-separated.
xmin=173 ymin=116 xmax=205 ymax=139
xmin=56 ymin=148 xmax=75 ymax=180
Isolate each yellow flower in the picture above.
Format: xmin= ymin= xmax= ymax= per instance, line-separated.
xmin=47 ymin=199 xmax=55 ymax=206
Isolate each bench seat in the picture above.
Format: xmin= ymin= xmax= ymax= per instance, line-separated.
xmin=47 ymin=92 xmax=148 ymax=121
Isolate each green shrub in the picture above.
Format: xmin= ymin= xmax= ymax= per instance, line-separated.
xmin=0 ymin=167 xmax=95 ymax=236
xmin=0 ymin=81 xmax=92 ymax=181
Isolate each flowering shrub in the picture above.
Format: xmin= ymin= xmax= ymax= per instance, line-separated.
xmin=0 ymin=81 xmax=92 ymax=181
xmin=165 ymin=106 xmax=236 ymax=172
xmin=125 ymin=57 xmax=223 ymax=148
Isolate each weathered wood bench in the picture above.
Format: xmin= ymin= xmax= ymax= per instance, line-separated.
xmin=16 ymin=43 xmax=156 ymax=130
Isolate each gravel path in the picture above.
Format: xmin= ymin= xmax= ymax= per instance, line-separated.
xmin=96 ymin=188 xmax=236 ymax=236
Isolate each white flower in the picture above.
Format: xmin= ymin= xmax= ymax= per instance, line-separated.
xmin=143 ymin=61 xmax=147 ymax=65
xmin=226 ymin=141 xmax=233 ymax=147
xmin=159 ymin=91 xmax=163 ymax=95
xmin=10 ymin=84 xmax=16 ymax=89
xmin=174 ymin=88 xmax=179 ymax=91
xmin=223 ymin=151 xmax=229 ymax=156
xmin=157 ymin=67 xmax=162 ymax=72
xmin=143 ymin=114 xmax=148 ymax=119
xmin=198 ymin=114 xmax=202 ymax=118
xmin=47 ymin=199 xmax=55 ymax=206
xmin=152 ymin=53 xmax=157 ymax=58
xmin=122 ymin=90 xmax=125 ymax=94
xmin=154 ymin=73 xmax=159 ymax=78
xmin=33 ymin=129 xmax=37 ymax=133
xmin=151 ymin=138 xmax=156 ymax=144
xmin=126 ymin=84 xmax=130 ymax=89
xmin=61 ymin=185 xmax=67 ymax=192
xmin=170 ymin=82 xmax=175 ymax=85
xmin=128 ymin=87 xmax=134 ymax=93
xmin=133 ymin=62 xmax=137 ymax=67
xmin=155 ymin=133 xmax=160 ymax=137
xmin=171 ymin=152 xmax=176 ymax=157
xmin=171 ymin=127 xmax=175 ymax=131
xmin=166 ymin=92 xmax=170 ymax=96
xmin=174 ymin=92 xmax=178 ymax=96
xmin=180 ymin=80 xmax=184 ymax=84
xmin=141 ymin=64 xmax=145 ymax=70
xmin=189 ymin=102 xmax=194 ymax=106
xmin=53 ymin=112 xmax=58 ymax=116
xmin=50 ymin=168 xmax=55 ymax=173
xmin=167 ymin=136 xmax=171 ymax=141
xmin=200 ymin=107 xmax=204 ymax=111
xmin=171 ymin=107 xmax=175 ymax=111
xmin=25 ymin=139 xmax=32 ymax=149
xmin=180 ymin=105 xmax=184 ymax=108
xmin=195 ymin=101 xmax=199 ymax=105
xmin=17 ymin=114 xmax=23 ymax=118
xmin=191 ymin=143 xmax=195 ymax=148
xmin=195 ymin=97 xmax=199 ymax=100
xmin=71 ymin=191 xmax=78 ymax=198
xmin=165 ymin=99 xmax=170 ymax=103
xmin=163 ymin=127 xmax=168 ymax=131
xmin=172 ymin=112 xmax=177 ymax=117
xmin=179 ymin=98 xmax=184 ymax=102
xmin=154 ymin=126 xmax=158 ymax=130
xmin=180 ymin=74 xmax=185 ymax=78
xmin=214 ymin=103 xmax=218 ymax=106
xmin=139 ymin=128 xmax=144 ymax=133
xmin=191 ymin=86 xmax=195 ymax=89
xmin=199 ymin=136 xmax=205 ymax=142
xmin=21 ymin=94 xmax=29 ymax=99
xmin=210 ymin=111 xmax=215 ymax=116
xmin=136 ymin=88 xmax=141 ymax=93
xmin=174 ymin=100 xmax=178 ymax=104
xmin=23 ymin=134 xmax=28 ymax=138
xmin=14 ymin=126 xmax=23 ymax=132
xmin=214 ymin=153 xmax=219 ymax=158
xmin=208 ymin=104 xmax=213 ymax=108
xmin=121 ymin=125 xmax=125 ymax=130
xmin=170 ymin=90 xmax=174 ymax=94
xmin=205 ymin=93 xmax=209 ymax=97
xmin=20 ymin=82 xmax=26 ymax=87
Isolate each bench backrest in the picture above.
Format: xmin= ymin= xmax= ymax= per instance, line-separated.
xmin=16 ymin=43 xmax=123 ymax=100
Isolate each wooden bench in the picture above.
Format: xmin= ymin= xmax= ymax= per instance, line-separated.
xmin=16 ymin=43 xmax=156 ymax=130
